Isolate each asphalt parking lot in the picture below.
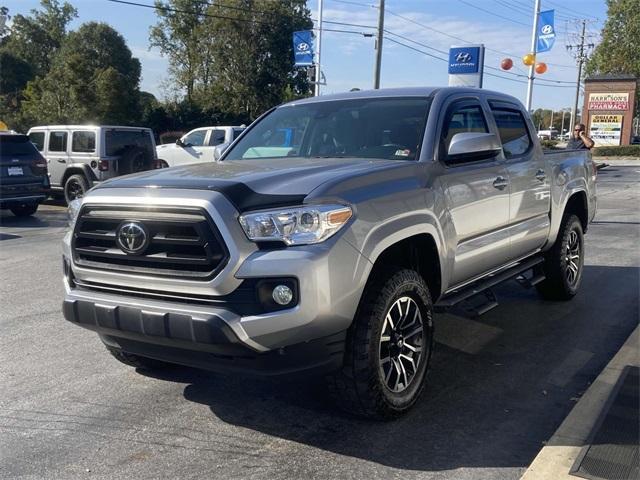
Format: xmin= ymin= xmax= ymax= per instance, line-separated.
xmin=1 ymin=167 xmax=638 ymax=480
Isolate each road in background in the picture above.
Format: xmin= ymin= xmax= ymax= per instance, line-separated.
xmin=1 ymin=168 xmax=638 ymax=480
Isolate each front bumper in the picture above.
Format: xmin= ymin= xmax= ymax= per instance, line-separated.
xmin=63 ymin=289 xmax=345 ymax=376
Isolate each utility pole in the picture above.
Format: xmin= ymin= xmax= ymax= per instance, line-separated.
xmin=314 ymin=0 xmax=324 ymax=96
xmin=566 ymin=20 xmax=594 ymax=132
xmin=569 ymin=20 xmax=586 ymax=132
xmin=373 ymin=0 xmax=385 ymax=89
xmin=549 ymin=109 xmax=554 ymax=129
xmin=525 ymin=0 xmax=541 ymax=111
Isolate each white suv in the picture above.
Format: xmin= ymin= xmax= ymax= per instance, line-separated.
xmin=27 ymin=125 xmax=157 ymax=204
xmin=156 ymin=126 xmax=245 ymax=167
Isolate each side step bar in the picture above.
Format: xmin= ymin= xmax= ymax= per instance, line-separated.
xmin=435 ymin=256 xmax=545 ymax=309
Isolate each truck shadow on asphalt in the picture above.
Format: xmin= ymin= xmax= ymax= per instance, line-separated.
xmin=140 ymin=265 xmax=638 ymax=472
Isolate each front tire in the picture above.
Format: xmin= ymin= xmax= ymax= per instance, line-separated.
xmin=327 ymin=268 xmax=434 ymax=419
xmin=536 ymin=214 xmax=584 ymax=300
xmin=10 ymin=203 xmax=38 ymax=217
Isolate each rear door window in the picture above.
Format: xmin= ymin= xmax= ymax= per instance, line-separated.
xmin=232 ymin=128 xmax=245 ymax=140
xmin=491 ymin=108 xmax=532 ymax=158
xmin=72 ymin=131 xmax=96 ymax=153
xmin=49 ymin=131 xmax=68 ymax=152
xmin=28 ymin=132 xmax=45 ymax=151
xmin=209 ymin=129 xmax=226 ymax=146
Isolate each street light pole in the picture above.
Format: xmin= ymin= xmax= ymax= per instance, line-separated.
xmin=525 ymin=0 xmax=541 ymax=111
xmin=314 ymin=0 xmax=324 ymax=96
xmin=373 ymin=0 xmax=385 ymax=89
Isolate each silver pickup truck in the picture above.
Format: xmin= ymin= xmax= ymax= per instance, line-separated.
xmin=62 ymin=87 xmax=596 ymax=418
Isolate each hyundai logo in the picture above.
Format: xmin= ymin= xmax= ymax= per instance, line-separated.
xmin=455 ymin=52 xmax=472 ymax=63
xmin=116 ymin=222 xmax=149 ymax=255
xmin=541 ymin=24 xmax=553 ymax=35
xmin=297 ymin=42 xmax=310 ymax=52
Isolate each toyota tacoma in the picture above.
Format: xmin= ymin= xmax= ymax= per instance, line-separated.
xmin=62 ymin=87 xmax=596 ymax=418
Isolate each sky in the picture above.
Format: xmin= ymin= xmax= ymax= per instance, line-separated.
xmin=2 ymin=0 xmax=608 ymax=111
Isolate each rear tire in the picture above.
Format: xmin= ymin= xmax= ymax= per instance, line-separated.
xmin=106 ymin=346 xmax=173 ymax=371
xmin=327 ymin=268 xmax=434 ymax=419
xmin=536 ymin=214 xmax=584 ymax=300
xmin=10 ymin=203 xmax=38 ymax=217
xmin=64 ymin=174 xmax=90 ymax=204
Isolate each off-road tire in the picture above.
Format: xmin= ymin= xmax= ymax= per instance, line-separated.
xmin=10 ymin=203 xmax=39 ymax=217
xmin=536 ymin=214 xmax=584 ymax=300
xmin=64 ymin=174 xmax=90 ymax=204
xmin=326 ymin=268 xmax=434 ymax=419
xmin=106 ymin=346 xmax=173 ymax=371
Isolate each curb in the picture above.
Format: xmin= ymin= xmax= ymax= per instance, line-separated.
xmin=520 ymin=326 xmax=639 ymax=480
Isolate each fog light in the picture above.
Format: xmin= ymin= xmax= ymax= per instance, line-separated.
xmin=272 ymin=284 xmax=293 ymax=306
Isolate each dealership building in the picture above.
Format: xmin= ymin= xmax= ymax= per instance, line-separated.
xmin=582 ymin=74 xmax=638 ymax=146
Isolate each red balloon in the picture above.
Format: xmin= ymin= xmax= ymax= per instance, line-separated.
xmin=501 ymin=58 xmax=513 ymax=70
xmin=535 ymin=62 xmax=548 ymax=74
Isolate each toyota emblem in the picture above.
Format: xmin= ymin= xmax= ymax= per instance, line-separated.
xmin=116 ymin=222 xmax=149 ymax=255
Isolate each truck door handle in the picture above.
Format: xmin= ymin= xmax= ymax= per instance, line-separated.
xmin=493 ymin=176 xmax=508 ymax=190
xmin=535 ymin=169 xmax=546 ymax=181
xmin=57 ymin=159 xmax=66 ymax=163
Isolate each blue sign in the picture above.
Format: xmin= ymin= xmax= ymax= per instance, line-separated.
xmin=293 ymin=30 xmax=314 ymax=66
xmin=448 ymin=47 xmax=480 ymax=74
xmin=536 ymin=10 xmax=555 ymax=53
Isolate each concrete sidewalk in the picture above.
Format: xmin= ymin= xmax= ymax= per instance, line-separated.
xmin=593 ymin=156 xmax=640 ymax=167
xmin=520 ymin=326 xmax=639 ymax=480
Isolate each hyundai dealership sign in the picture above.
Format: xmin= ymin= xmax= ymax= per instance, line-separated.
xmin=448 ymin=45 xmax=485 ymax=88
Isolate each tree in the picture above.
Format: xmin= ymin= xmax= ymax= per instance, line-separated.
xmin=201 ymin=0 xmax=313 ymax=120
xmin=22 ymin=22 xmax=142 ymax=125
xmin=0 ymin=0 xmax=77 ymax=78
xmin=149 ymin=0 xmax=212 ymax=103
xmin=585 ymin=0 xmax=640 ymax=112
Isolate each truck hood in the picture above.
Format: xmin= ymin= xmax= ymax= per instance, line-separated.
xmin=94 ymin=157 xmax=408 ymax=212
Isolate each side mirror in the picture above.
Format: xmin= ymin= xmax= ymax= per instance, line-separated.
xmin=447 ymin=132 xmax=502 ymax=163
xmin=176 ymin=138 xmax=185 ymax=147
xmin=213 ymin=142 xmax=230 ymax=161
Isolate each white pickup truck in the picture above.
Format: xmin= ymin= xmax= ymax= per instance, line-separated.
xmin=156 ymin=126 xmax=245 ymax=167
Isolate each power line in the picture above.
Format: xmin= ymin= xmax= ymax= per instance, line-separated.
xmin=381 ymin=7 xmax=575 ymax=68
xmin=455 ymin=0 xmax=530 ymax=26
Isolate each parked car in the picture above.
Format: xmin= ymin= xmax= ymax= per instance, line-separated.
xmin=156 ymin=126 xmax=245 ymax=167
xmin=27 ymin=126 xmax=157 ymax=204
xmin=536 ymin=129 xmax=559 ymax=140
xmin=62 ymin=87 xmax=596 ymax=418
xmin=631 ymin=135 xmax=640 ymax=145
xmin=0 ymin=131 xmax=50 ymax=217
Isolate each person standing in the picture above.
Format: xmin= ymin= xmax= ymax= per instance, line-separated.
xmin=566 ymin=123 xmax=595 ymax=149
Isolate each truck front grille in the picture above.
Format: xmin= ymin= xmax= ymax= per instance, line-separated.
xmin=72 ymin=205 xmax=229 ymax=279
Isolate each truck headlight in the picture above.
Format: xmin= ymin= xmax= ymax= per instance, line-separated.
xmin=239 ymin=204 xmax=352 ymax=245
xmin=67 ymin=199 xmax=82 ymax=229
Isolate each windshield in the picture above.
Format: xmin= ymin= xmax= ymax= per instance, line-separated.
xmin=224 ymin=97 xmax=431 ymax=161
xmin=0 ymin=135 xmax=40 ymax=156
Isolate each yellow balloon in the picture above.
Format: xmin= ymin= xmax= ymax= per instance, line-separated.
xmin=522 ymin=53 xmax=536 ymax=66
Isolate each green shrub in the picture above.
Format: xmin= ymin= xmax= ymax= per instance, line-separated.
xmin=593 ymin=145 xmax=640 ymax=157
xmin=540 ymin=139 xmax=561 ymax=150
